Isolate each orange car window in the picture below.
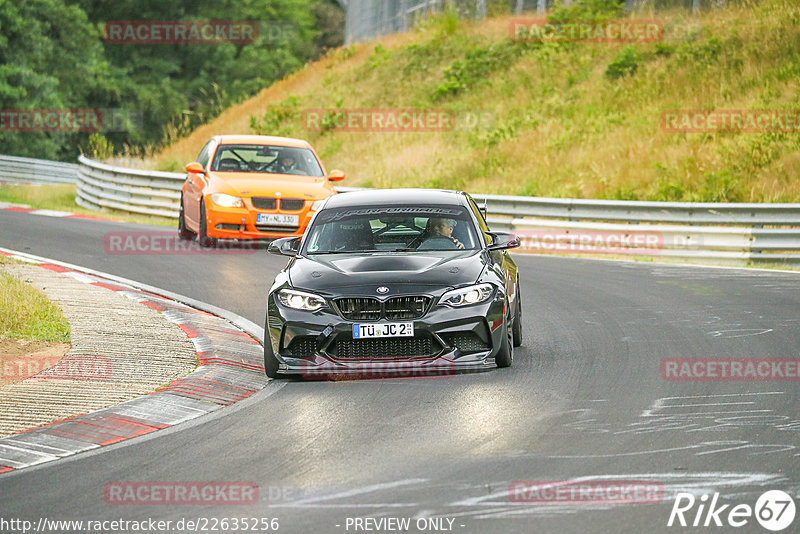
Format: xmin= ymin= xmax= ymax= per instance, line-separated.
xmin=210 ymin=144 xmax=324 ymax=177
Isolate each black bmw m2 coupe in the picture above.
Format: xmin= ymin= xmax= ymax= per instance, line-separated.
xmin=264 ymin=189 xmax=522 ymax=379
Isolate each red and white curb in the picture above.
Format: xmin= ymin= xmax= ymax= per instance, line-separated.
xmin=0 ymin=249 xmax=267 ymax=473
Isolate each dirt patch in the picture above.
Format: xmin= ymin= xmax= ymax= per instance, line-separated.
xmin=0 ymin=338 xmax=70 ymax=386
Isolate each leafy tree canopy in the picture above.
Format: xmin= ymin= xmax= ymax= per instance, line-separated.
xmin=0 ymin=0 xmax=343 ymax=161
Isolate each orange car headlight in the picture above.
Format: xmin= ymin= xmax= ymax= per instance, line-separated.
xmin=210 ymin=193 xmax=244 ymax=208
xmin=311 ymin=200 xmax=325 ymax=211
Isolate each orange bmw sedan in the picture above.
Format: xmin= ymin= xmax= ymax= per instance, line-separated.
xmin=179 ymin=135 xmax=345 ymax=246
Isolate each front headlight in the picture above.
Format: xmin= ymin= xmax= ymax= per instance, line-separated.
xmin=278 ymin=289 xmax=326 ymax=311
xmin=210 ymin=193 xmax=244 ymax=208
xmin=311 ymin=199 xmax=325 ymax=211
xmin=440 ymin=283 xmax=494 ymax=307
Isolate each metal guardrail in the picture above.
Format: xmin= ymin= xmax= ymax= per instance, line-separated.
xmin=72 ymin=156 xmax=800 ymax=266
xmin=481 ymin=217 xmax=797 ymax=265
xmin=3 ymin=154 xmax=799 ymax=266
xmin=76 ymin=155 xmax=183 ymax=218
xmin=471 ymin=193 xmax=800 ymax=226
xmin=0 ymin=155 xmax=78 ymax=185
xmin=474 ymin=194 xmax=800 ymax=265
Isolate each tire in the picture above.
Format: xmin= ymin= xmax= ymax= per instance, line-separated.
xmin=512 ymin=282 xmax=522 ymax=348
xmin=263 ymin=337 xmax=281 ymax=379
xmin=178 ymin=196 xmax=196 ymax=240
xmin=495 ymin=304 xmax=514 ymax=368
xmin=198 ymin=200 xmax=216 ymax=248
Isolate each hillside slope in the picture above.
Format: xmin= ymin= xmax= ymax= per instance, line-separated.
xmin=150 ymin=0 xmax=800 ymax=202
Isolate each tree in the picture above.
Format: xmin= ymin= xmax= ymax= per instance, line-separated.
xmin=0 ymin=0 xmax=114 ymax=159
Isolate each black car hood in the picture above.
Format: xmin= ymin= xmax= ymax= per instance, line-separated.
xmin=288 ymin=251 xmax=485 ymax=294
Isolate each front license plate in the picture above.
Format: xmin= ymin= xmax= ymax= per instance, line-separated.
xmin=257 ymin=213 xmax=299 ymax=226
xmin=352 ymin=322 xmax=414 ymax=339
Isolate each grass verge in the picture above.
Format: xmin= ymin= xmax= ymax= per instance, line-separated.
xmin=0 ymin=184 xmax=175 ymax=227
xmin=0 ymin=260 xmax=70 ymax=343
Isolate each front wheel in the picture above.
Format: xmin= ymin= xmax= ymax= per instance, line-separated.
xmin=512 ymin=283 xmax=522 ymax=348
xmin=495 ymin=304 xmax=514 ymax=368
xmin=178 ymin=196 xmax=196 ymax=240
xmin=263 ymin=334 xmax=281 ymax=379
xmin=198 ymin=200 xmax=217 ymax=248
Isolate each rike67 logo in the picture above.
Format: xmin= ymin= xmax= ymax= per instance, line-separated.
xmin=668 ymin=490 xmax=796 ymax=531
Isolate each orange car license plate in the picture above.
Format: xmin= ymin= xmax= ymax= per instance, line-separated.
xmin=257 ymin=213 xmax=299 ymax=226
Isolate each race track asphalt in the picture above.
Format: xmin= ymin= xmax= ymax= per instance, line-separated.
xmin=1 ymin=210 xmax=798 ymax=534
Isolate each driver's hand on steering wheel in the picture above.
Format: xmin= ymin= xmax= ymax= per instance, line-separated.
xmin=451 ymin=237 xmax=465 ymax=249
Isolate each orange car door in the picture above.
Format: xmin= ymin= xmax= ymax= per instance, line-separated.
xmin=185 ymin=141 xmax=215 ymax=228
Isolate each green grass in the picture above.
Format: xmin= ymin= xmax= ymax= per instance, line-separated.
xmin=152 ymin=0 xmax=800 ymax=203
xmin=0 ymin=263 xmax=70 ymax=343
xmin=0 ymin=184 xmax=175 ymax=227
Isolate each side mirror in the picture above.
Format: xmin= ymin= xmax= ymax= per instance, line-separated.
xmin=328 ymin=169 xmax=346 ymax=182
xmin=268 ymin=236 xmax=301 ymax=257
xmin=487 ymin=232 xmax=520 ymax=251
xmin=185 ymin=162 xmax=205 ymax=174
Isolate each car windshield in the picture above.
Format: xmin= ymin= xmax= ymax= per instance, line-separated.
xmin=210 ymin=144 xmax=324 ymax=177
xmin=302 ymin=205 xmax=480 ymax=254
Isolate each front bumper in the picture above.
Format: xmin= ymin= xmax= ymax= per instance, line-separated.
xmin=266 ymin=290 xmax=507 ymax=378
xmin=204 ymin=201 xmax=314 ymax=240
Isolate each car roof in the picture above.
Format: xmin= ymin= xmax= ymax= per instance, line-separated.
xmin=212 ymin=135 xmax=312 ymax=149
xmin=324 ymin=189 xmax=469 ymax=208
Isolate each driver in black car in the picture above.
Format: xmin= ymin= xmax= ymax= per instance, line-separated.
xmin=426 ymin=217 xmax=465 ymax=249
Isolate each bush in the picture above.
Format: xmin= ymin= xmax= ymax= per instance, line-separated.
xmin=549 ymin=0 xmax=625 ymax=24
xmin=83 ymin=134 xmax=114 ymax=160
xmin=605 ymin=46 xmax=641 ymax=80
xmin=250 ymin=96 xmax=301 ymax=137
xmin=435 ymin=42 xmax=521 ymax=98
